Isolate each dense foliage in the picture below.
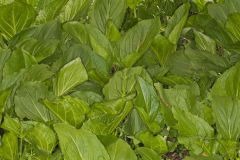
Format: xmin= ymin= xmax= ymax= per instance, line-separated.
xmin=0 ymin=0 xmax=239 ymax=159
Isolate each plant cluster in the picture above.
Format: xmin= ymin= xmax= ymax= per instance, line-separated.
xmin=0 ymin=0 xmax=239 ymax=159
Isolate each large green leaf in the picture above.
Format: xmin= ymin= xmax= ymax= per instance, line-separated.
xmin=135 ymin=147 xmax=160 ymax=160
xmin=44 ymin=96 xmax=89 ymax=128
xmin=194 ymin=30 xmax=216 ymax=54
xmin=0 ymin=1 xmax=36 ymax=40
xmin=54 ymin=58 xmax=88 ymax=96
xmin=14 ymin=82 xmax=53 ymax=122
xmin=60 ymin=0 xmax=92 ymax=22
xmin=151 ymin=34 xmax=176 ymax=65
xmin=165 ymin=3 xmax=190 ymax=44
xmin=225 ymin=13 xmax=240 ymax=42
xmin=135 ymin=77 xmax=162 ymax=133
xmin=137 ymin=131 xmax=168 ymax=154
xmin=116 ymin=18 xmax=160 ymax=67
xmin=99 ymin=135 xmax=137 ymax=160
xmin=25 ymin=122 xmax=57 ymax=154
xmin=0 ymin=132 xmax=18 ymax=160
xmin=103 ymin=67 xmax=152 ymax=100
xmin=36 ymin=0 xmax=68 ymax=23
xmin=83 ymin=101 xmax=133 ymax=135
xmin=54 ymin=123 xmax=110 ymax=160
xmin=172 ymin=108 xmax=214 ymax=154
xmin=211 ymin=63 xmax=240 ymax=140
xmin=19 ymin=38 xmax=59 ymax=62
xmin=91 ymin=0 xmax=127 ymax=33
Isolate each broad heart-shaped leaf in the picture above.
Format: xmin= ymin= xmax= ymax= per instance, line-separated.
xmin=116 ymin=18 xmax=160 ymax=67
xmin=211 ymin=63 xmax=240 ymax=140
xmin=18 ymin=38 xmax=59 ymax=62
xmin=14 ymin=82 xmax=53 ymax=122
xmin=151 ymin=34 xmax=176 ymax=66
xmin=172 ymin=108 xmax=214 ymax=155
xmin=54 ymin=58 xmax=88 ymax=96
xmin=83 ymin=101 xmax=133 ymax=135
xmin=63 ymin=21 xmax=88 ymax=44
xmin=54 ymin=123 xmax=110 ymax=160
xmin=44 ymin=96 xmax=89 ymax=128
xmin=194 ymin=30 xmax=216 ymax=54
xmin=188 ymin=14 xmax=236 ymax=50
xmin=135 ymin=77 xmax=162 ymax=133
xmin=91 ymin=0 xmax=127 ymax=33
xmin=207 ymin=0 xmax=240 ymax=27
xmin=211 ymin=62 xmax=240 ymax=98
xmin=60 ymin=0 xmax=92 ymax=22
xmin=61 ymin=44 xmax=110 ymax=86
xmin=135 ymin=147 xmax=160 ymax=160
xmin=85 ymin=24 xmax=114 ymax=61
xmin=99 ymin=135 xmax=137 ymax=160
xmin=0 ymin=132 xmax=18 ymax=160
xmin=165 ymin=3 xmax=190 ymax=44
xmin=0 ymin=1 xmax=36 ymax=40
xmin=212 ymin=96 xmax=240 ymax=140
xmin=36 ymin=0 xmax=68 ymax=23
xmin=123 ymin=108 xmax=147 ymax=136
xmin=103 ymin=67 xmax=152 ymax=100
xmin=23 ymin=64 xmax=54 ymax=82
xmin=137 ymin=131 xmax=168 ymax=154
xmin=63 ymin=22 xmax=114 ymax=61
xmin=225 ymin=13 xmax=240 ymax=42
xmin=1 ymin=115 xmax=21 ymax=135
xmin=166 ymin=48 xmax=229 ymax=78
xmin=25 ymin=122 xmax=57 ymax=154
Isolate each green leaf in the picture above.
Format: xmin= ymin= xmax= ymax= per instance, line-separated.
xmin=0 ymin=132 xmax=18 ymax=160
xmin=0 ymin=89 xmax=11 ymax=121
xmin=36 ymin=0 xmax=68 ymax=23
xmin=151 ymin=34 xmax=176 ymax=65
xmin=123 ymin=108 xmax=147 ymax=136
xmin=25 ymin=122 xmax=57 ymax=154
xmin=211 ymin=63 xmax=240 ymax=140
xmin=23 ymin=64 xmax=54 ymax=82
xmin=60 ymin=0 xmax=92 ymax=22
xmin=91 ymin=0 xmax=127 ymax=33
xmin=83 ymin=101 xmax=133 ymax=135
xmin=103 ymin=67 xmax=152 ymax=100
xmin=0 ymin=48 xmax=10 ymax=83
xmin=225 ymin=13 xmax=240 ymax=42
xmin=135 ymin=77 xmax=162 ymax=133
xmin=194 ymin=30 xmax=216 ymax=54
xmin=99 ymin=135 xmax=137 ymax=160
xmin=166 ymin=48 xmax=229 ymax=78
xmin=165 ymin=3 xmax=190 ymax=44
xmin=1 ymin=115 xmax=21 ymax=135
xmin=106 ymin=20 xmax=121 ymax=42
xmin=54 ymin=123 xmax=110 ymax=160
xmin=85 ymin=24 xmax=114 ymax=61
xmin=135 ymin=147 xmax=160 ymax=160
xmin=65 ymin=44 xmax=110 ymax=85
xmin=63 ymin=21 xmax=88 ymax=44
xmin=44 ymin=96 xmax=89 ymax=128
xmin=172 ymin=108 xmax=214 ymax=154
xmin=19 ymin=38 xmax=59 ymax=62
xmin=211 ymin=62 xmax=240 ymax=98
xmin=137 ymin=131 xmax=168 ymax=154
xmin=54 ymin=58 xmax=88 ymax=96
xmin=116 ymin=18 xmax=160 ymax=67
xmin=0 ymin=1 xmax=36 ymax=40
xmin=14 ymin=82 xmax=53 ymax=122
